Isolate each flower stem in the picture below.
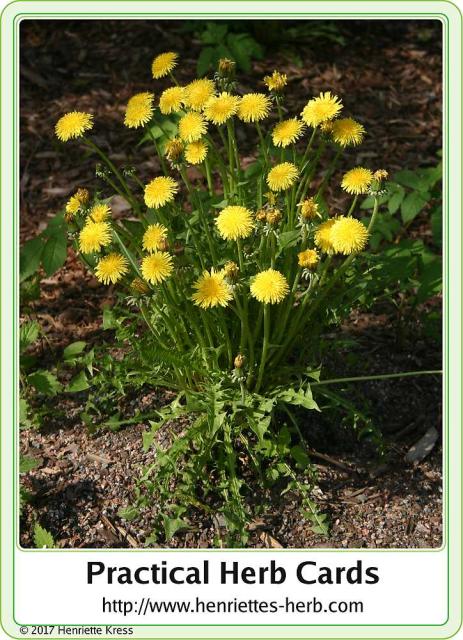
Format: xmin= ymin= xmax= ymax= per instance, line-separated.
xmin=255 ymin=304 xmax=270 ymax=393
xmin=313 ymin=370 xmax=442 ymax=386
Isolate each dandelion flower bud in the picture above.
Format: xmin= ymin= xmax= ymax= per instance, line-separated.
xmin=234 ymin=354 xmax=246 ymax=369
xmin=223 ymin=261 xmax=240 ymax=282
xmin=256 ymin=209 xmax=267 ymax=222
xmin=266 ymin=209 xmax=282 ymax=225
xmin=373 ymin=169 xmax=389 ymax=181
xmin=165 ymin=138 xmax=184 ymax=164
xmin=131 ymin=277 xmax=150 ymax=294
xmin=218 ymin=58 xmax=236 ymax=78
xmin=298 ymin=197 xmax=320 ymax=221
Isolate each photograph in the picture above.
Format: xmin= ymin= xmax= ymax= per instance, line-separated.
xmin=19 ymin=18 xmax=443 ymax=550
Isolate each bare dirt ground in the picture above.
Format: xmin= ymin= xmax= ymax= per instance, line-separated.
xmin=20 ymin=20 xmax=442 ymax=548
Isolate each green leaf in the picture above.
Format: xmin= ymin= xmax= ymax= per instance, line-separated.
xmin=66 ymin=370 xmax=90 ymax=393
xmin=291 ymin=445 xmax=310 ymax=468
xmin=28 ymin=370 xmax=62 ymax=396
xmin=41 ymin=231 xmax=67 ymax=276
xmin=20 ymin=321 xmax=40 ymax=353
xmin=278 ymin=230 xmax=300 ymax=252
xmin=102 ymin=306 xmax=117 ymax=330
xmin=401 ymin=191 xmax=430 ymax=224
xmin=394 ymin=168 xmax=441 ymax=192
xmin=277 ymin=386 xmax=320 ymax=411
xmin=162 ymin=515 xmax=188 ymax=541
xmin=196 ymin=47 xmax=217 ymax=75
xmin=19 ymin=398 xmax=29 ymax=425
xmin=118 ymin=506 xmax=139 ymax=522
xmin=249 ymin=414 xmax=271 ymax=441
xmin=63 ymin=341 xmax=86 ymax=362
xmin=20 ymin=455 xmax=40 ymax=474
xmin=388 ymin=186 xmax=405 ymax=214
xmin=431 ymin=204 xmax=442 ymax=246
xmin=20 ymin=236 xmax=44 ymax=281
xmin=33 ymin=523 xmax=55 ymax=548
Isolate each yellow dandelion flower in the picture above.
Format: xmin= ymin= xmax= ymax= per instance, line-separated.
xmin=341 ymin=167 xmax=373 ymax=195
xmin=272 ymin=118 xmax=304 ymax=148
xmin=95 ymin=253 xmax=129 ymax=285
xmin=301 ymin=92 xmax=343 ymax=128
xmin=55 ymin=111 xmax=93 ymax=142
xmin=79 ymin=221 xmax=112 ymax=254
xmin=142 ymin=223 xmax=168 ymax=253
xmin=124 ymin=92 xmax=154 ymax=128
xmin=216 ymin=205 xmax=254 ymax=241
xmin=298 ymin=249 xmax=319 ymax=269
xmin=88 ymin=203 xmax=111 ymax=222
xmin=330 ymin=217 xmax=369 ymax=255
xmin=184 ymin=139 xmax=208 ymax=165
xmin=314 ymin=219 xmax=336 ymax=253
xmin=151 ymin=51 xmax=178 ymax=79
xmin=298 ymin=197 xmax=320 ymax=221
xmin=65 ymin=188 xmax=89 ymax=217
xmin=159 ymin=86 xmax=185 ymax=115
xmin=164 ymin=138 xmax=184 ymax=163
xmin=183 ymin=78 xmax=215 ymax=111
xmin=267 ymin=162 xmax=299 ymax=192
xmin=178 ymin=111 xmax=207 ymax=142
xmin=330 ymin=118 xmax=365 ymax=147
xmin=373 ymin=169 xmax=389 ymax=181
xmin=141 ymin=252 xmax=174 ymax=284
xmin=203 ymin=92 xmax=241 ymax=125
xmin=263 ymin=71 xmax=287 ymax=93
xmin=238 ymin=93 xmax=271 ymax=123
xmin=250 ymin=269 xmax=289 ymax=305
xmin=144 ymin=176 xmax=178 ymax=209
xmin=192 ymin=269 xmax=233 ymax=309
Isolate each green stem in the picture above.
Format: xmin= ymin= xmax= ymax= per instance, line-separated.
xmin=84 ymin=138 xmax=137 ymax=210
xmin=255 ymin=122 xmax=269 ymax=166
xmin=147 ymin=127 xmax=168 ymax=175
xmin=347 ymin=194 xmax=358 ymax=217
xmin=204 ymin=155 xmax=214 ymax=196
xmin=255 ymin=304 xmax=270 ymax=393
xmin=313 ymin=370 xmax=442 ymax=387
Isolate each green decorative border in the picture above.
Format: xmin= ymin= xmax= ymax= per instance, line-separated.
xmin=1 ymin=2 xmax=461 ymax=639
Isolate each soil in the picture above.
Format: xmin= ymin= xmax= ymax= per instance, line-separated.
xmin=19 ymin=19 xmax=443 ymax=548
